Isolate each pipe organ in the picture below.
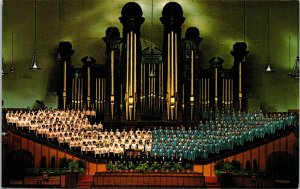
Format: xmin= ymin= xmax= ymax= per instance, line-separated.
xmin=160 ymin=2 xmax=185 ymax=121
xmin=119 ymin=2 xmax=145 ymax=121
xmin=95 ymin=77 xmax=106 ymax=117
xmin=57 ymin=3 xmax=248 ymax=123
xmin=57 ymin=42 xmax=74 ymax=110
xmin=103 ymin=27 xmax=122 ymax=121
xmin=125 ymin=31 xmax=138 ymax=120
xmin=81 ymin=56 xmax=96 ymax=110
xmin=232 ymin=42 xmax=249 ymax=112
xmin=183 ymin=27 xmax=202 ymax=121
xmin=70 ymin=65 xmax=106 ymax=119
xmin=222 ymin=74 xmax=234 ymax=110
xmin=71 ymin=70 xmax=83 ymax=110
xmin=141 ymin=47 xmax=163 ymax=118
xmin=199 ymin=77 xmax=211 ymax=114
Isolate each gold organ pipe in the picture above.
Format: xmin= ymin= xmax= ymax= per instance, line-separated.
xmin=111 ymin=50 xmax=114 ymax=95
xmin=162 ymin=63 xmax=164 ymax=106
xmin=64 ymin=61 xmax=66 ymax=91
xmin=95 ymin=78 xmax=99 ymax=112
xmin=130 ymin=32 xmax=133 ymax=97
xmin=98 ymin=78 xmax=100 ymax=104
xmin=148 ymin=64 xmax=151 ymax=110
xmin=154 ymin=65 xmax=156 ymax=111
xmin=161 ymin=62 xmax=163 ymax=106
xmin=229 ymin=79 xmax=231 ymax=107
xmin=182 ymin=84 xmax=184 ymax=105
xmin=227 ymin=79 xmax=230 ymax=107
xmin=95 ymin=78 xmax=97 ymax=112
xmin=175 ymin=33 xmax=178 ymax=94
xmin=100 ymin=78 xmax=102 ymax=112
xmin=201 ymin=79 xmax=204 ymax=107
xmin=72 ymin=78 xmax=75 ymax=105
xmin=106 ymin=78 xmax=107 ymax=101
xmin=126 ymin=33 xmax=129 ymax=98
xmin=87 ymin=67 xmax=90 ymax=108
xmin=140 ymin=64 xmax=143 ymax=113
xmin=95 ymin=78 xmax=97 ymax=109
xmin=171 ymin=31 xmax=174 ymax=120
xmin=103 ymin=78 xmax=105 ymax=111
xmin=231 ymin=79 xmax=233 ymax=105
xmin=152 ymin=66 xmax=154 ymax=111
xmin=204 ymin=78 xmax=207 ymax=106
xmin=143 ymin=64 xmax=145 ymax=102
xmin=140 ymin=63 xmax=143 ymax=101
xmin=167 ymin=33 xmax=170 ymax=120
xmin=158 ymin=63 xmax=161 ymax=111
xmin=239 ymin=62 xmax=242 ymax=111
xmin=214 ymin=68 xmax=218 ymax=109
xmin=128 ymin=31 xmax=133 ymax=120
xmin=151 ymin=65 xmax=154 ymax=111
xmin=191 ymin=51 xmax=194 ymax=96
xmin=120 ymin=84 xmax=123 ymax=107
xmin=174 ymin=32 xmax=178 ymax=120
xmin=63 ymin=61 xmax=67 ymax=110
xmin=171 ymin=32 xmax=174 ymax=98
xmin=154 ymin=64 xmax=156 ymax=103
xmin=101 ymin=78 xmax=103 ymax=105
xmin=225 ymin=78 xmax=227 ymax=107
xmin=88 ymin=67 xmax=90 ymax=97
xmin=225 ymin=78 xmax=227 ymax=106
xmin=228 ymin=79 xmax=230 ymax=107
xmin=239 ymin=63 xmax=242 ymax=93
xmin=120 ymin=83 xmax=123 ymax=117
xmin=228 ymin=79 xmax=231 ymax=106
xmin=81 ymin=78 xmax=83 ymax=107
xmin=126 ymin=33 xmax=129 ymax=120
xmin=74 ymin=77 xmax=78 ymax=106
xmin=215 ymin=68 xmax=217 ymax=98
xmin=78 ymin=78 xmax=81 ymax=107
xmin=133 ymin=33 xmax=137 ymax=120
xmin=222 ymin=79 xmax=225 ymax=106
xmin=208 ymin=79 xmax=210 ymax=104
xmin=111 ymin=50 xmax=115 ymax=119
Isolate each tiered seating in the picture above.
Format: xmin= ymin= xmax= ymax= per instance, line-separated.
xmin=5 ymin=109 xmax=296 ymax=162
xmin=151 ymin=110 xmax=296 ymax=161
xmin=5 ymin=109 xmax=152 ymax=159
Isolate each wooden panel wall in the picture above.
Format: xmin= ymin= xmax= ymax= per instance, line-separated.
xmin=6 ymin=132 xmax=108 ymax=175
xmin=193 ymin=132 xmax=296 ymax=177
xmin=7 ymin=132 xmax=296 ymax=176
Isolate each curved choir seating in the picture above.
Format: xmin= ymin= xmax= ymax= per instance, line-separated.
xmin=3 ymin=108 xmax=298 ymax=188
xmin=5 ymin=108 xmax=297 ymax=161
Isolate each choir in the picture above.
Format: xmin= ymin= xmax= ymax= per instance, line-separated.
xmin=5 ymin=108 xmax=296 ymax=162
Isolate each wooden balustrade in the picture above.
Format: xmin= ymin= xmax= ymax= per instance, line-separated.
xmin=93 ymin=172 xmax=205 ymax=187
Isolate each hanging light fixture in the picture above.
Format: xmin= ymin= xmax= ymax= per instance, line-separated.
xmin=29 ymin=0 xmax=41 ymax=70
xmin=2 ymin=32 xmax=15 ymax=75
xmin=10 ymin=32 xmax=15 ymax=73
xmin=265 ymin=58 xmax=274 ymax=72
xmin=2 ymin=57 xmax=8 ymax=75
xmin=288 ymin=27 xmax=299 ymax=78
xmin=56 ymin=0 xmax=61 ymax=62
xmin=288 ymin=56 xmax=299 ymax=78
xmin=265 ymin=0 xmax=274 ymax=73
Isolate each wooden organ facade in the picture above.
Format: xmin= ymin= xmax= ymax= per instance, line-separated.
xmin=57 ymin=2 xmax=249 ymax=122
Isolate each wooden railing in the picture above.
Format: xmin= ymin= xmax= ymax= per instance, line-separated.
xmin=93 ymin=172 xmax=205 ymax=187
xmin=23 ymin=175 xmax=63 ymax=187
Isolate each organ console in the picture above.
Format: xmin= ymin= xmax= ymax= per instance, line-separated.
xmin=57 ymin=2 xmax=249 ymax=123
